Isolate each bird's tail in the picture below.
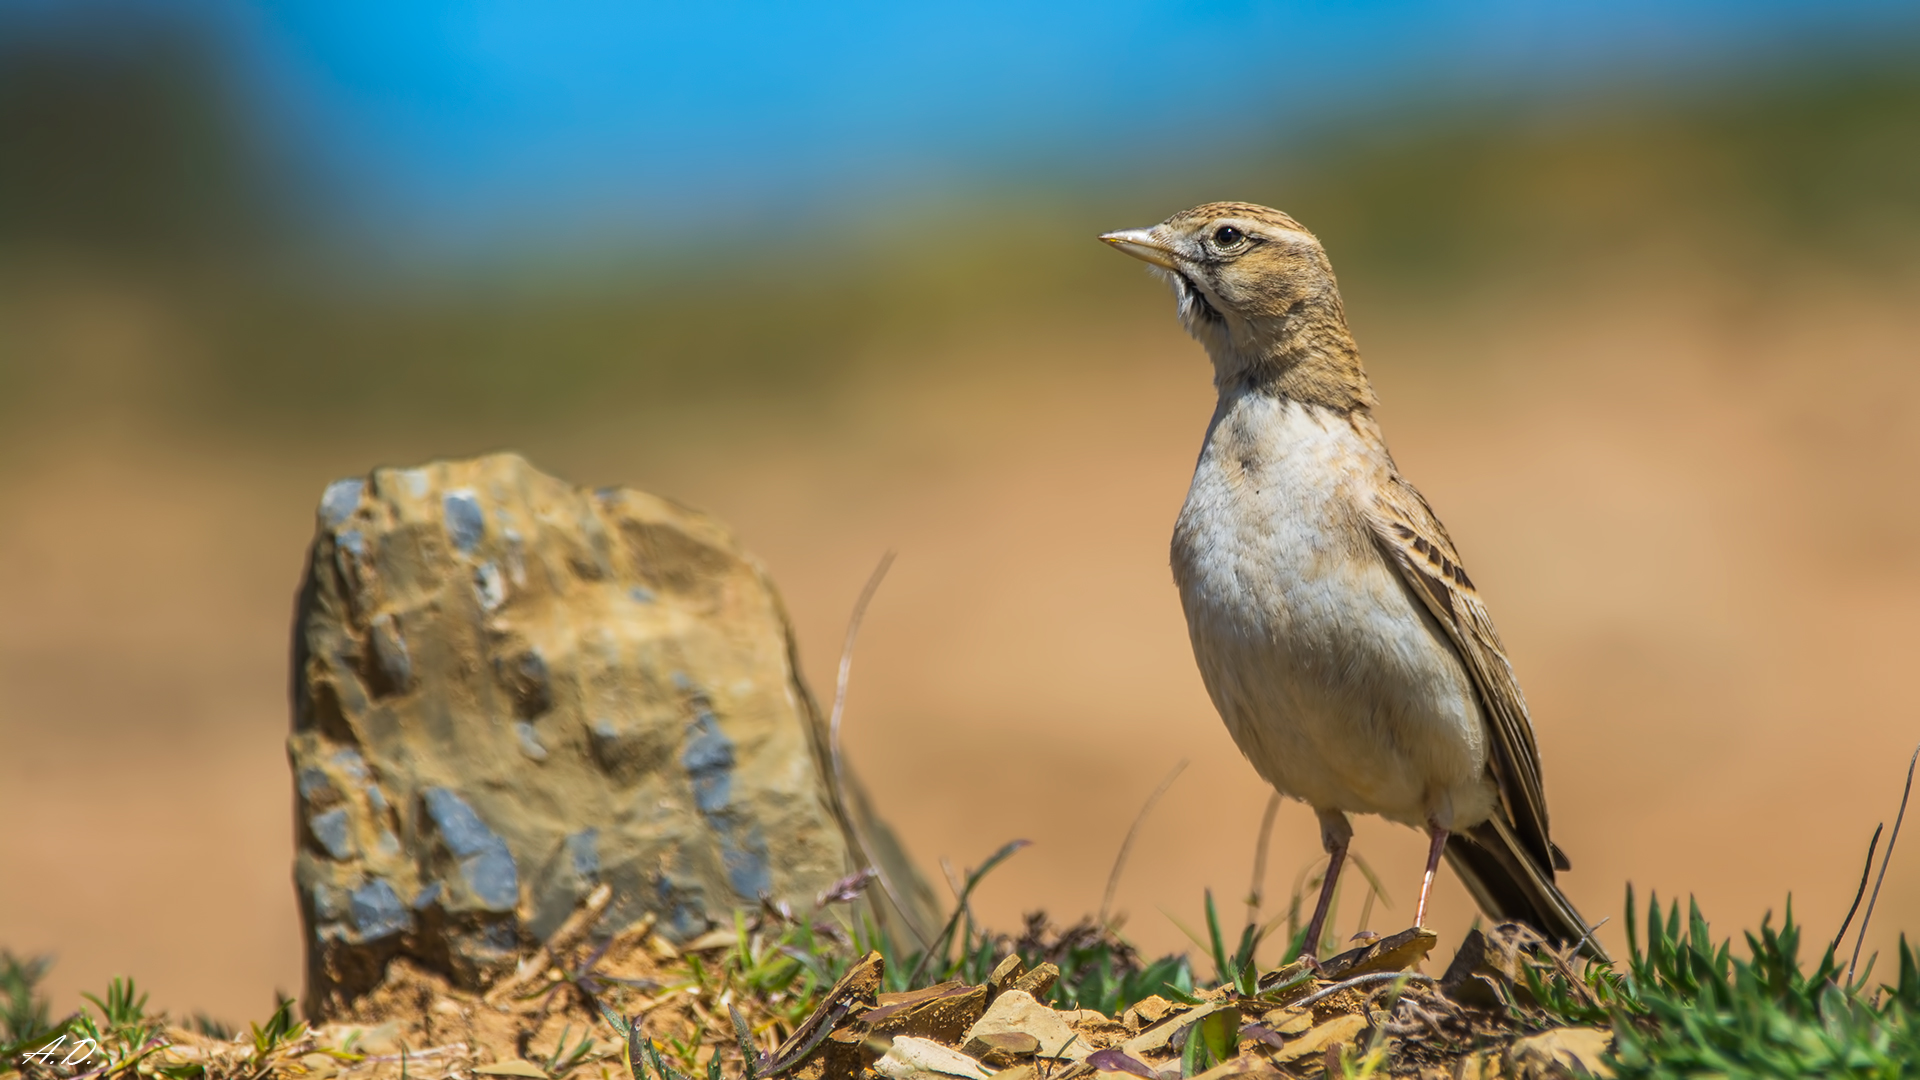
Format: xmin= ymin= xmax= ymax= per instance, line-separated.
xmin=1444 ymin=816 xmax=1608 ymax=962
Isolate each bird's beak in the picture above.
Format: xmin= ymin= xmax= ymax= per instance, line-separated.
xmin=1099 ymin=228 xmax=1178 ymax=270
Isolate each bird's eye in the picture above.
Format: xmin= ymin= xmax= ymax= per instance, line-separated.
xmin=1212 ymin=225 xmax=1248 ymax=250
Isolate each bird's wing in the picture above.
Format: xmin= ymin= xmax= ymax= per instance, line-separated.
xmin=1366 ymin=476 xmax=1563 ymax=872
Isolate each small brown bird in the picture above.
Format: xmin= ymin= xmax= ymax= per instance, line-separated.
xmin=1100 ymin=202 xmax=1599 ymax=958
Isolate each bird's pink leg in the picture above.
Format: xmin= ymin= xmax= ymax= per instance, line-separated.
xmin=1416 ymin=823 xmax=1449 ymax=928
xmin=1302 ymin=809 xmax=1352 ymax=961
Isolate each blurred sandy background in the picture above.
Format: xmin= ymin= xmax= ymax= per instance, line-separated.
xmin=3 ymin=0 xmax=1920 ymax=1027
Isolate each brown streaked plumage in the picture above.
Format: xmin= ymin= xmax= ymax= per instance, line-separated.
xmin=1101 ymin=202 xmax=1600 ymax=958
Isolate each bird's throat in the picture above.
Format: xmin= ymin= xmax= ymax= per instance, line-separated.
xmin=1209 ymin=304 xmax=1377 ymax=415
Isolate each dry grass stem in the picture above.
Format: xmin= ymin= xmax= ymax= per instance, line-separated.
xmin=1099 ymin=759 xmax=1188 ymax=928
xmin=1849 ymin=741 xmax=1919 ymax=982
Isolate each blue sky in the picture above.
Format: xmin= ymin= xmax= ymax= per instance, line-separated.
xmin=11 ymin=0 xmax=1919 ymax=249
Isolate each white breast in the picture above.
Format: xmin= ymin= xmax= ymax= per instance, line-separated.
xmin=1171 ymin=392 xmax=1494 ymax=830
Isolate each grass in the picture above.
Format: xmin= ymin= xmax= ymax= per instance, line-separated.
xmin=1513 ymin=890 xmax=1920 ymax=1079
xmin=6 ymin=885 xmax=1920 ymax=1078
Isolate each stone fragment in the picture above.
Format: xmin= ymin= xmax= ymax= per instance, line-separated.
xmin=865 ymin=981 xmax=990 ymax=1045
xmin=1009 ymin=961 xmax=1060 ymax=1000
xmin=1121 ymin=995 xmax=1174 ymax=1032
xmin=962 ymin=989 xmax=1089 ymax=1061
xmin=1441 ymin=924 xmax=1546 ymax=1009
xmin=989 ymin=955 xmax=1026 ymax=996
xmin=1269 ymin=1014 xmax=1368 ymax=1066
xmin=875 ymin=1037 xmax=992 ymax=1080
xmin=290 ymin=454 xmax=936 ymax=1016
xmin=1505 ymin=1027 xmax=1613 ymax=1079
xmin=968 ymin=1031 xmax=1041 ymax=1066
xmin=1319 ymin=927 xmax=1438 ymax=980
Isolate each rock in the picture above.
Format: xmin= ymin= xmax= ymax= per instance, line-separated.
xmin=1269 ymin=1014 xmax=1368 ymax=1066
xmin=290 ymin=454 xmax=935 ymax=1016
xmin=1441 ymin=924 xmax=1547 ymax=1009
xmin=968 ymin=1031 xmax=1041 ymax=1066
xmin=874 ymin=1036 xmax=992 ymax=1080
xmin=1505 ymin=1027 xmax=1613 ymax=1079
xmin=988 ymin=955 xmax=1026 ymax=996
xmin=863 ymin=981 xmax=990 ymax=1045
xmin=1121 ymin=996 xmax=1174 ymax=1032
xmin=1319 ymin=927 xmax=1439 ymax=980
xmin=1009 ymin=961 xmax=1060 ymax=1000
xmin=962 ymin=990 xmax=1089 ymax=1061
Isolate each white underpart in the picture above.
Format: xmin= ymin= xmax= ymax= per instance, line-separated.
xmin=1172 ymin=391 xmax=1495 ymax=831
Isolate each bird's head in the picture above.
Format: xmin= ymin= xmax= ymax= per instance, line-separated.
xmin=1102 ymin=202 xmax=1365 ymax=400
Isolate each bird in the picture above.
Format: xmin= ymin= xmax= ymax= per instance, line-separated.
xmin=1099 ymin=202 xmax=1600 ymax=960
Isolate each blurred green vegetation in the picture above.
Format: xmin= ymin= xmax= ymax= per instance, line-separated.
xmin=0 ymin=30 xmax=1917 ymax=441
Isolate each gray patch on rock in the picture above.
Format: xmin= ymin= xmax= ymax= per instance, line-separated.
xmin=680 ymin=698 xmax=771 ymax=900
xmin=682 ymin=705 xmax=735 ymax=815
xmin=319 ymin=479 xmax=364 ymax=529
xmin=422 ymin=787 xmax=520 ymax=912
xmin=332 ymin=747 xmax=370 ymax=783
xmin=566 ymin=828 xmax=600 ymax=879
xmin=443 ymin=490 xmax=486 ymax=553
xmin=721 ymin=825 xmax=772 ymax=900
xmin=298 ymin=767 xmax=340 ymax=804
xmin=349 ymin=879 xmax=411 ymax=941
xmin=309 ymin=808 xmax=356 ymax=860
xmin=655 ymin=872 xmax=710 ymax=940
